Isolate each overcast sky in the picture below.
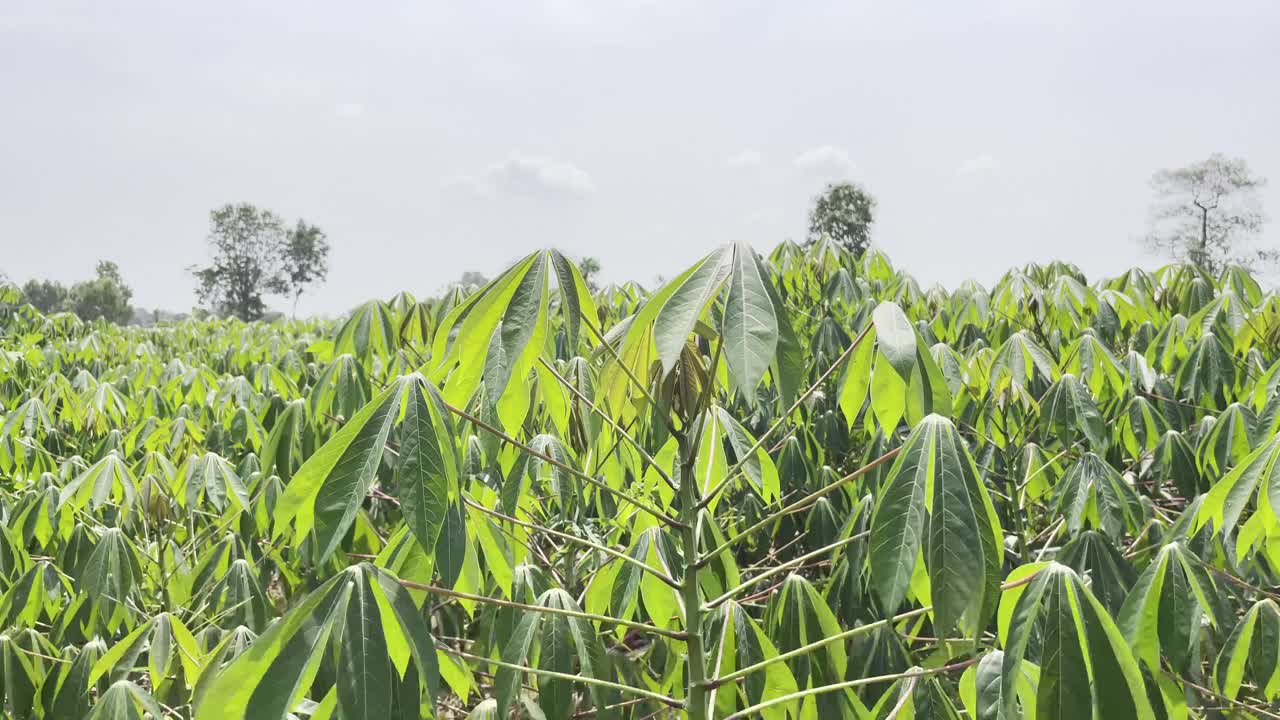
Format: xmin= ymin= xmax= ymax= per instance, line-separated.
xmin=2 ymin=0 xmax=1279 ymax=316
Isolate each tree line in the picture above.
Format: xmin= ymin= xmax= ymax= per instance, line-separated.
xmin=3 ymin=152 xmax=1272 ymax=324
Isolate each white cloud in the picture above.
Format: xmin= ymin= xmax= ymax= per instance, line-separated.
xmin=793 ymin=145 xmax=856 ymax=176
xmin=728 ymin=149 xmax=763 ymax=168
xmin=450 ymin=152 xmax=598 ymax=199
xmin=334 ymin=102 xmax=366 ymax=119
xmin=956 ymin=153 xmax=997 ymax=175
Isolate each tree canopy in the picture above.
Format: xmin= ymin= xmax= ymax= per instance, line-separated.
xmin=16 ymin=261 xmax=133 ymax=324
xmin=807 ymin=181 xmax=877 ymax=256
xmin=191 ymin=203 xmax=330 ymax=320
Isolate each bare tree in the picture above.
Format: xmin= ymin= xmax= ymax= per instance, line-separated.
xmin=1145 ymin=153 xmax=1270 ymax=275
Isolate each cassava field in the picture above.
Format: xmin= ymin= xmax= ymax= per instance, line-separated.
xmin=4 ymin=241 xmax=1280 ymax=719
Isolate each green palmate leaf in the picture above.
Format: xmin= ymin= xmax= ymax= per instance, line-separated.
xmin=1118 ymin=397 xmax=1168 ymax=457
xmin=1214 ymin=599 xmax=1280 ymax=701
xmin=1197 ymin=402 xmax=1255 ymax=477
xmin=430 ymin=254 xmax=536 ymax=407
xmin=1053 ymin=452 xmax=1144 ymax=538
xmin=1197 ymin=432 xmax=1280 ymax=546
xmin=80 ymin=528 xmax=143 ymax=633
xmin=195 ymin=563 xmax=436 ymax=720
xmin=0 ymin=631 xmax=39 ymax=720
xmin=838 ymin=323 xmax=876 ymax=426
xmin=1038 ymin=575 xmax=1091 ymax=719
xmin=720 ymin=244 xmax=804 ymax=404
xmin=869 ymin=357 xmax=907 ymax=433
xmin=1117 ymin=542 xmax=1223 ymax=673
xmin=1057 ymin=530 xmax=1137 ymax=615
xmin=547 ymin=250 xmax=598 ymax=350
xmin=904 ymin=337 xmax=953 ymax=424
xmin=436 ymin=498 xmax=468 ymax=589
xmin=495 ymin=612 xmax=540 ymax=715
xmin=430 ymin=250 xmax=593 ymax=414
xmin=714 ymin=407 xmax=780 ymax=503
xmin=972 ymin=651 xmax=1006 ymax=720
xmin=338 ymin=570 xmax=393 ymax=719
xmin=872 ymin=301 xmax=916 ymax=379
xmin=483 ymin=256 xmax=549 ymax=432
xmin=181 ymin=451 xmax=250 ymax=514
xmin=601 ymin=243 xmax=801 ymax=413
xmin=1000 ymin=563 xmax=1155 ymax=720
xmin=1176 ymin=331 xmax=1233 ymax=404
xmin=334 ymin=299 xmax=397 ymax=366
xmin=309 ymin=353 xmax=372 ymax=422
xmin=722 ymin=242 xmax=779 ymax=398
xmin=989 ymin=331 xmax=1058 ymax=399
xmin=766 ymin=575 xmax=846 ymax=695
xmin=276 ymin=373 xmax=456 ymax=563
xmin=195 ymin=568 xmax=347 ymax=720
xmin=89 ymin=612 xmax=201 ymax=690
xmin=709 ymin=601 xmax=799 ymax=720
xmin=49 ymin=639 xmax=106 ymax=719
xmin=1040 ymin=374 xmax=1106 ymax=449
xmin=85 ymin=680 xmax=164 ymax=720
xmin=275 ymin=376 xmax=402 ymax=562
xmin=868 ymin=674 xmax=962 ymax=720
xmin=869 ymin=414 xmax=1003 ymax=636
xmin=397 ymin=378 xmax=460 ymax=554
xmin=538 ymin=612 xmax=574 ymax=720
xmin=543 ymin=589 xmax=617 ymax=719
xmin=59 ymin=453 xmax=138 ymax=514
xmin=1151 ymin=430 xmax=1202 ymax=497
xmin=653 ymin=246 xmax=733 ymax=375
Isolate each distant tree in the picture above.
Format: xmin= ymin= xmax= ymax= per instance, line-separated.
xmin=21 ymin=279 xmax=69 ymax=314
xmin=579 ymin=256 xmax=602 ymax=292
xmin=191 ymin=203 xmax=329 ymax=321
xmin=1145 ymin=153 xmax=1271 ymax=275
xmin=68 ymin=261 xmax=133 ymax=324
xmin=458 ymin=271 xmax=488 ymax=289
xmin=280 ymin=221 xmax=331 ymax=317
xmin=807 ymin=182 xmax=877 ymax=256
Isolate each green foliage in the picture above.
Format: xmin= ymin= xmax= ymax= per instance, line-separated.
xmin=19 ymin=279 xmax=68 ymax=316
xmin=18 ymin=261 xmax=134 ymax=324
xmin=4 ymin=244 xmax=1280 ymax=718
xmin=807 ymin=182 xmax=877 ymax=256
xmin=191 ymin=203 xmax=330 ymax=321
xmin=68 ymin=261 xmax=134 ymax=325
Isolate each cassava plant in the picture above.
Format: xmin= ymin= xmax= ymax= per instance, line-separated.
xmin=6 ymin=244 xmax=1280 ymax=718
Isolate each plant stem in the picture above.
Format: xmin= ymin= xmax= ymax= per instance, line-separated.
xmin=705 ymin=568 xmax=1045 ymax=689
xmin=698 ymin=322 xmax=874 ymax=509
xmin=443 ymin=647 xmax=684 ymax=709
xmin=443 ymin=400 xmax=687 ymax=529
xmin=705 ymin=530 xmax=869 ymax=608
xmin=677 ymin=431 xmax=710 ymax=720
xmin=696 ymin=446 xmax=900 ymax=566
xmin=398 ymin=579 xmax=687 ymax=640
xmin=462 ymin=497 xmax=681 ymax=589
xmin=539 ymin=357 xmax=679 ymax=492
xmin=726 ymin=658 xmax=981 ymax=719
